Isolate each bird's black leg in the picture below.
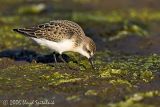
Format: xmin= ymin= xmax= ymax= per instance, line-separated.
xmin=59 ymin=54 xmax=73 ymax=69
xmin=59 ymin=54 xmax=66 ymax=63
xmin=53 ymin=52 xmax=57 ymax=63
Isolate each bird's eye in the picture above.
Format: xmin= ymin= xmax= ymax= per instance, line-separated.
xmin=87 ymin=50 xmax=91 ymax=54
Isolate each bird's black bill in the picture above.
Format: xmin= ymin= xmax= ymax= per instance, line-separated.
xmin=89 ymin=58 xmax=95 ymax=70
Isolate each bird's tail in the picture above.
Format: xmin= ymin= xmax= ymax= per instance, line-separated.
xmin=13 ymin=28 xmax=36 ymax=38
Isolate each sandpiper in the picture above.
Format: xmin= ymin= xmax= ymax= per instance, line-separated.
xmin=13 ymin=20 xmax=96 ymax=68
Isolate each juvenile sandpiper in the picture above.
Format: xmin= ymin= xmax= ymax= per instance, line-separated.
xmin=13 ymin=20 xmax=96 ymax=68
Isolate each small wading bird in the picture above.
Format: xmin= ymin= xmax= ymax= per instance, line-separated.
xmin=13 ymin=20 xmax=96 ymax=69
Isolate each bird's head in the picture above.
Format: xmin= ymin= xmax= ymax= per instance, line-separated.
xmin=77 ymin=37 xmax=96 ymax=69
xmin=81 ymin=37 xmax=96 ymax=59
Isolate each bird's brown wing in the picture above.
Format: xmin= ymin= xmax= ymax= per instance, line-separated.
xmin=13 ymin=20 xmax=83 ymax=42
xmin=52 ymin=20 xmax=85 ymax=36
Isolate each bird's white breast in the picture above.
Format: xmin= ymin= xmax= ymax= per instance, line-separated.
xmin=31 ymin=37 xmax=74 ymax=54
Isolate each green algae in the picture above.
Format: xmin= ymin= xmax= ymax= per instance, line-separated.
xmin=31 ymin=53 xmax=159 ymax=106
xmin=109 ymin=79 xmax=132 ymax=88
xmin=99 ymin=69 xmax=112 ymax=78
xmin=85 ymin=89 xmax=98 ymax=96
xmin=41 ymin=72 xmax=82 ymax=86
xmin=17 ymin=4 xmax=46 ymax=15
xmin=72 ymin=10 xmax=160 ymax=22
xmin=97 ymin=54 xmax=157 ymax=85
xmin=0 ymin=63 xmax=53 ymax=90
xmin=140 ymin=70 xmax=154 ymax=83
xmin=107 ymin=91 xmax=160 ymax=107
xmin=66 ymin=95 xmax=81 ymax=101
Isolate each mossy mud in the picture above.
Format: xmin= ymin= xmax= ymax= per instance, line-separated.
xmin=0 ymin=0 xmax=160 ymax=107
xmin=0 ymin=53 xmax=160 ymax=107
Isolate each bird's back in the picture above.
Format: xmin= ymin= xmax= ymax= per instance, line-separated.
xmin=13 ymin=20 xmax=86 ymax=42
